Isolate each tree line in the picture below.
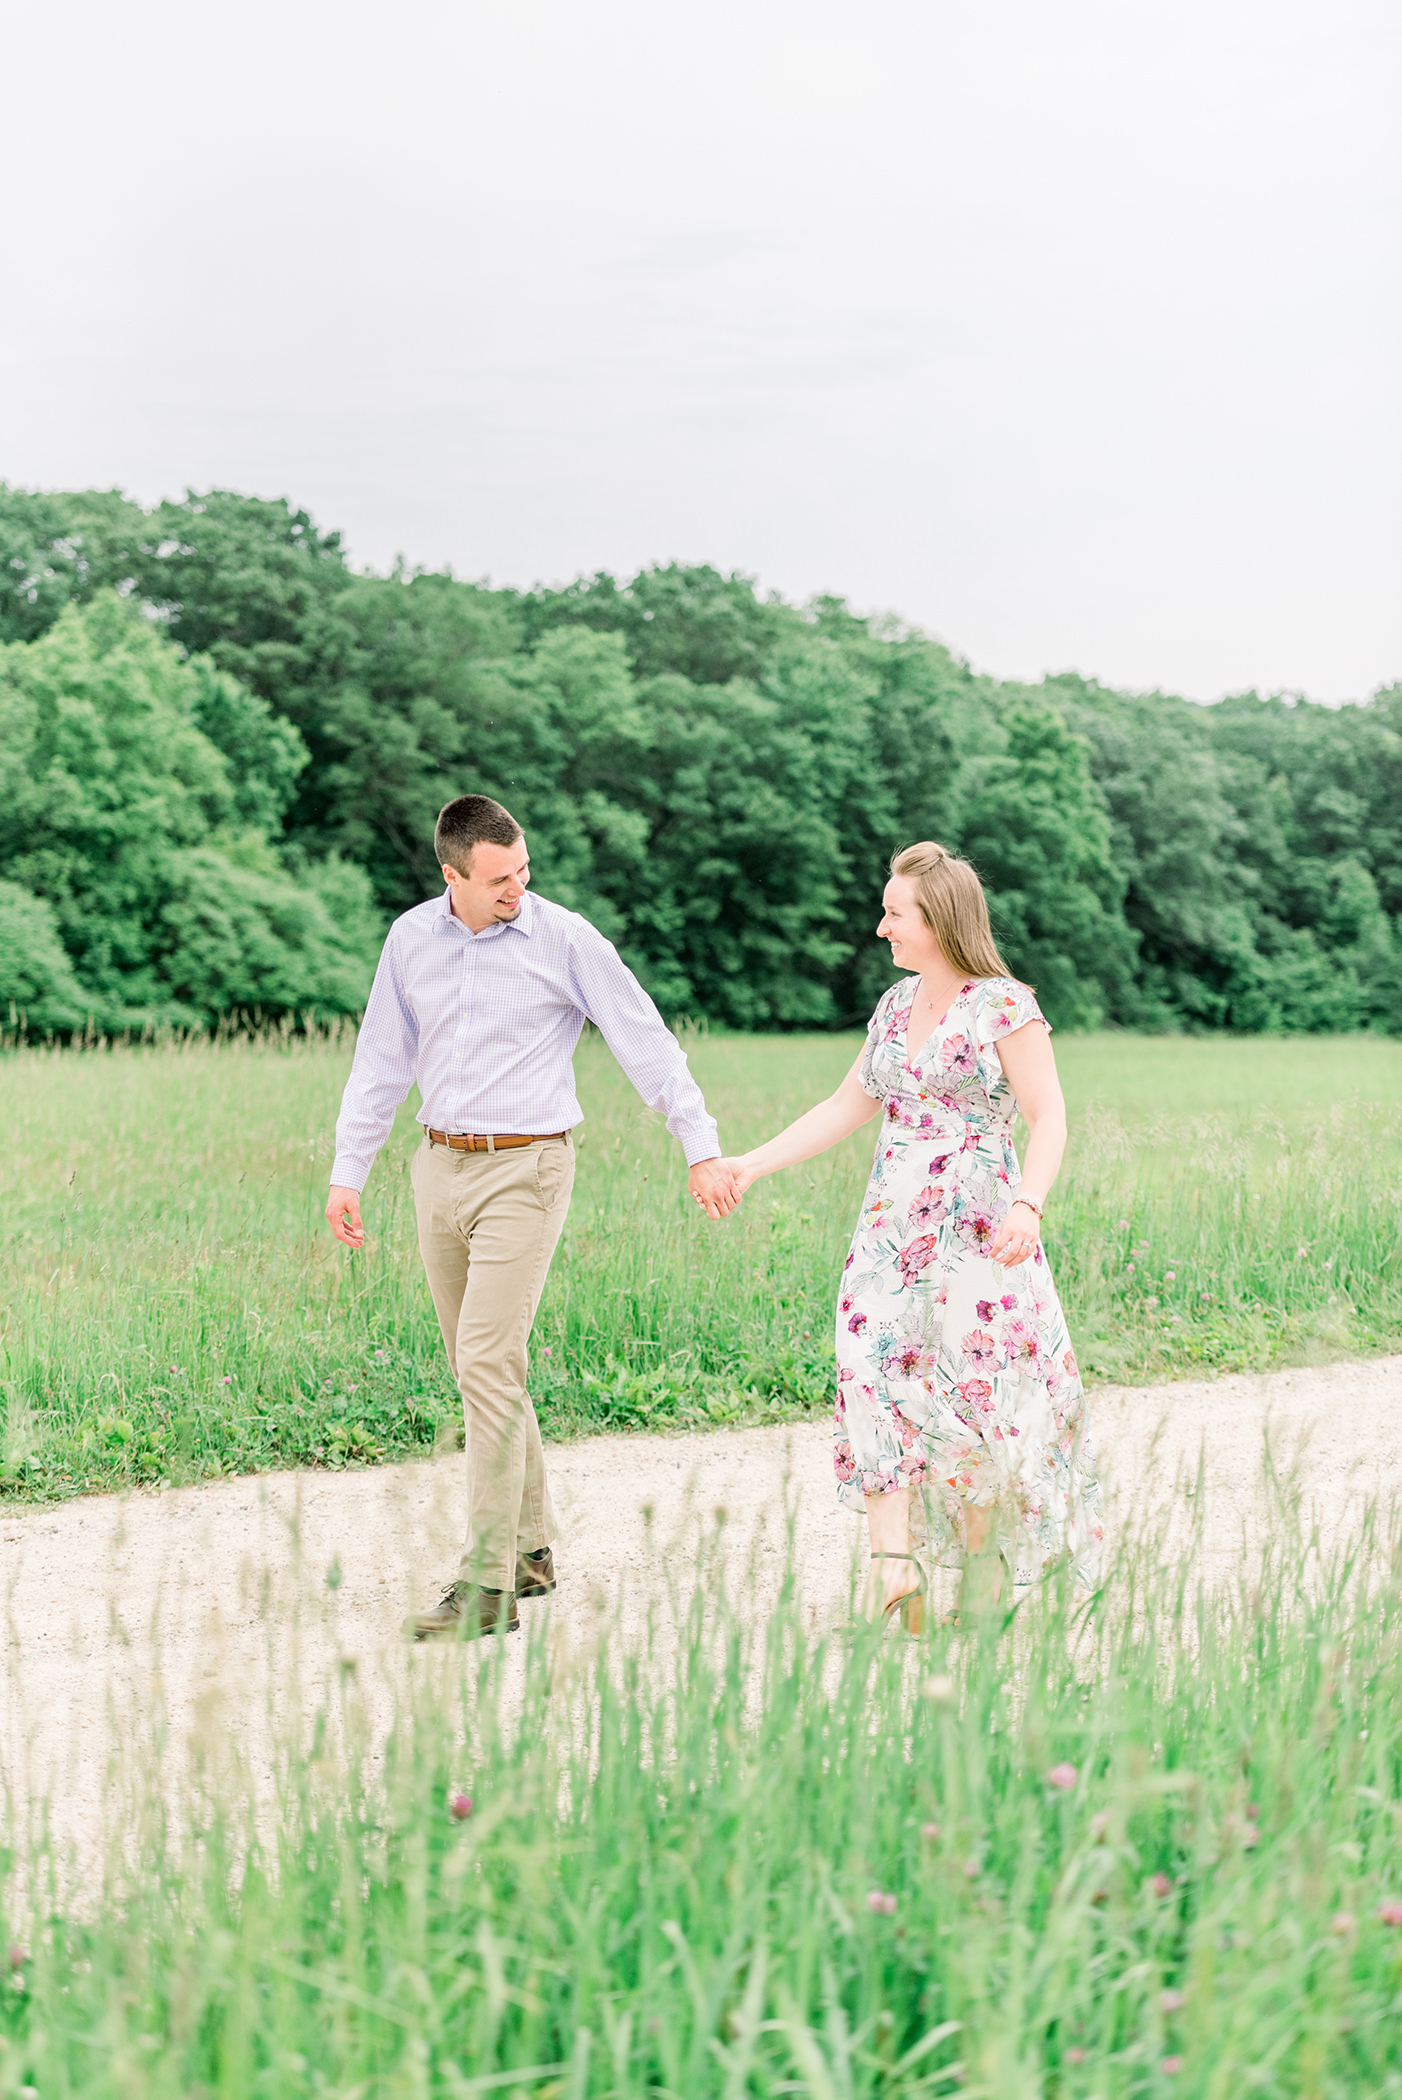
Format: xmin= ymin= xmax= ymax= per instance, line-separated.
xmin=2 ymin=482 xmax=1399 ymax=1036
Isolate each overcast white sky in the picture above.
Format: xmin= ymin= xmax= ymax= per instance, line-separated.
xmin=2 ymin=0 xmax=1398 ymax=700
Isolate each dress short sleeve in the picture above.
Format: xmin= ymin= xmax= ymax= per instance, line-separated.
xmin=973 ymin=978 xmax=1048 ymax=1060
xmin=858 ymin=989 xmax=894 ymax=1099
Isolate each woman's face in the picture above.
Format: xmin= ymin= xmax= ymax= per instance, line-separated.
xmin=878 ymin=875 xmax=943 ymax=975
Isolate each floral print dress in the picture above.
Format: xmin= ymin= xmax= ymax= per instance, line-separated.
xmin=833 ymin=975 xmax=1104 ymax=1586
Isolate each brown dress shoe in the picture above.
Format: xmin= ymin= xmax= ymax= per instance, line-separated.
xmin=404 ymin=1582 xmax=519 ymax=1641
xmin=515 ymin=1546 xmax=557 ymax=1598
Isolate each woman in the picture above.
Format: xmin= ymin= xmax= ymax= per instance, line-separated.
xmin=721 ymin=842 xmax=1104 ymax=1627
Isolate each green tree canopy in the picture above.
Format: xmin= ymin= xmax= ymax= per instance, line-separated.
xmin=2 ymin=480 xmax=1399 ymax=1036
xmin=0 ymin=594 xmax=380 ymax=1029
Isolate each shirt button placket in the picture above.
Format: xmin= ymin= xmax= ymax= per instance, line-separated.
xmin=457 ymin=932 xmax=475 ymax=1132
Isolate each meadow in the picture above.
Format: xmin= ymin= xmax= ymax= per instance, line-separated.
xmin=7 ymin=1491 xmax=1402 ymax=2095
xmin=1 ymin=1027 xmax=1401 ymax=1503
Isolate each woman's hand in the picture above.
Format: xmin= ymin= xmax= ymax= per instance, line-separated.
xmin=989 ymin=1200 xmax=1040 ymax=1267
xmin=688 ymin=1158 xmax=744 ymax=1219
xmin=705 ymin=1156 xmax=760 ymax=1199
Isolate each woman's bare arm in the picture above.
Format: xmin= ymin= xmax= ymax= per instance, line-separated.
xmin=726 ymin=1048 xmax=882 ymax=1190
xmin=987 ymin=1021 xmax=1067 ymax=1264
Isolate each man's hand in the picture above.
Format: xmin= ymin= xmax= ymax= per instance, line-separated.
xmin=689 ymin=1158 xmax=742 ymax=1221
xmin=326 ymin=1185 xmax=366 ymax=1249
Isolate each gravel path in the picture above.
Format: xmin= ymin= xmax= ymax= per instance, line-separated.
xmin=4 ymin=1354 xmax=1401 ymax=1860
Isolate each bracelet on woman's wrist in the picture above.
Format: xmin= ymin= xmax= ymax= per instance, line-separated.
xmin=1012 ymin=1196 xmax=1043 ymax=1220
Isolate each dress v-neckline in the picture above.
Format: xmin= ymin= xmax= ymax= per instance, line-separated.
xmin=902 ymin=976 xmax=972 ymax=1070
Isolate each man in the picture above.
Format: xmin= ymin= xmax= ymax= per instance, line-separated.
xmin=326 ymin=793 xmax=740 ymax=1639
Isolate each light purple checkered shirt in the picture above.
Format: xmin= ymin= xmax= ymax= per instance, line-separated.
xmin=330 ymin=887 xmax=720 ymax=1190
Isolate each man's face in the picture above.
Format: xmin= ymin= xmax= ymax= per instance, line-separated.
xmin=444 ymin=835 xmax=530 ymax=931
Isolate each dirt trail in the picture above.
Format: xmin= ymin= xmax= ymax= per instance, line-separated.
xmin=4 ymin=1355 xmax=1401 ymax=1860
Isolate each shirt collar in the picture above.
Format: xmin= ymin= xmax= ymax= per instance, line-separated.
xmin=434 ymin=887 xmax=535 ymax=939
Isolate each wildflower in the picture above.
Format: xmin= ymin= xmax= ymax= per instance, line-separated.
xmin=1150 ymin=1871 xmax=1173 ymax=1899
xmin=1332 ymin=1910 xmax=1356 ymax=1935
xmin=1117 ymin=1219 xmax=1129 ymax=1230
xmin=1165 ymin=1270 xmax=1175 ymax=1282
xmin=920 ymin=1821 xmax=941 ymax=1840
xmin=866 ymin=1890 xmax=898 ymax=1915
xmin=1146 ymin=1296 xmax=1159 ymax=1310
xmin=1090 ymin=1812 xmax=1108 ymax=1840
xmin=1065 ymin=2046 xmax=1087 ymax=2065
xmin=1046 ymin=1762 xmax=1078 ymax=1791
xmin=1296 ymin=1247 xmax=1307 ymax=1258
xmin=1245 ymin=1802 xmax=1259 ymax=1819
xmin=1160 ymin=1988 xmax=1185 ymax=2014
xmin=1377 ymin=1899 xmax=1402 ymax=1926
xmin=375 ymin=1347 xmax=389 ymax=1358
xmin=1162 ymin=2058 xmax=1183 ymax=2076
xmin=449 ymin=1792 xmax=474 ymax=1821
xmin=8 ymin=1943 xmax=28 ymax=1968
xmin=220 ymin=1375 xmax=233 ymax=1386
xmin=963 ymin=1859 xmax=980 ymax=1879
xmin=923 ymin=1674 xmax=955 ymax=1702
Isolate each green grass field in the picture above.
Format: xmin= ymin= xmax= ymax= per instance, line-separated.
xmin=2 ymin=1028 xmax=1400 ymax=1503
xmin=6 ymin=1494 xmax=1402 ymax=2095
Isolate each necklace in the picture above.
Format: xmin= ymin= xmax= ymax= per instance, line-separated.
xmin=908 ymin=969 xmax=965 ymax=1058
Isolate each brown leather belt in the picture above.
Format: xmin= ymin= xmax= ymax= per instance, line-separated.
xmin=426 ymin=1128 xmax=567 ymax=1152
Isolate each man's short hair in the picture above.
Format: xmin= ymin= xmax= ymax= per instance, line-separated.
xmin=434 ymin=794 xmax=523 ymax=876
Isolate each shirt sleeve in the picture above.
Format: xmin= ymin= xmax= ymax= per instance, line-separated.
xmin=566 ymin=924 xmax=720 ymax=1166
xmin=330 ymin=929 xmax=420 ymax=1190
xmin=857 ymin=991 xmax=891 ymax=1100
xmin=973 ymin=979 xmax=1049 ymax=1078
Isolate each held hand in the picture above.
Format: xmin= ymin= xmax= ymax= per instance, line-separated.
xmin=988 ymin=1200 xmax=1038 ymax=1268
xmin=688 ymin=1157 xmax=743 ymax=1221
xmin=326 ymin=1185 xmax=366 ymax=1249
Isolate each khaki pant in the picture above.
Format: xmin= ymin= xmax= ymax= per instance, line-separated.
xmin=410 ymin=1131 xmax=575 ymax=1590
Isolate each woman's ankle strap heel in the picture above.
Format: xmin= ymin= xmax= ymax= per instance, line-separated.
xmin=870 ymin=1552 xmax=928 ymax=1636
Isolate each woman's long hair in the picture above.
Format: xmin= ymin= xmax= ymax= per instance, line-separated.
xmin=890 ymin=841 xmax=1012 ymax=979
